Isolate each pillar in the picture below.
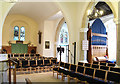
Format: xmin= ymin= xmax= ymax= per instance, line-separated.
xmin=114 ymin=18 xmax=120 ymax=67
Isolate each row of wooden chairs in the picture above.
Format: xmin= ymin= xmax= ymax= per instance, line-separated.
xmin=78 ymin=62 xmax=116 ymax=67
xmin=11 ymin=56 xmax=56 ymax=61
xmin=78 ymin=62 xmax=120 ymax=73
xmin=53 ymin=62 xmax=120 ymax=84
xmin=13 ymin=58 xmax=57 ymax=74
xmin=8 ymin=53 xmax=41 ymax=58
xmin=92 ymin=61 xmax=116 ymax=66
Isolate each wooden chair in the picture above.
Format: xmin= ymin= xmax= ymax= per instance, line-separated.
xmin=67 ymin=64 xmax=77 ymax=82
xmin=30 ymin=54 xmax=35 ymax=59
xmin=93 ymin=61 xmax=99 ymax=65
xmin=57 ymin=62 xmax=65 ymax=79
xmin=14 ymin=54 xmax=19 ymax=58
xmin=91 ymin=64 xmax=99 ymax=69
xmin=61 ymin=63 xmax=70 ymax=81
xmin=107 ymin=63 xmax=115 ymax=67
xmin=16 ymin=60 xmax=21 ymax=72
xmin=100 ymin=65 xmax=110 ymax=71
xmin=107 ymin=71 xmax=120 ymax=83
xmin=25 ymin=54 xmax=30 ymax=58
xmin=35 ymin=54 xmax=40 ymax=59
xmin=78 ymin=62 xmax=84 ymax=66
xmin=100 ymin=62 xmax=107 ymax=66
xmin=53 ymin=61 xmax=60 ymax=77
xmin=44 ymin=59 xmax=52 ymax=72
xmin=22 ymin=60 xmax=30 ymax=74
xmin=84 ymin=63 xmax=91 ymax=67
xmin=30 ymin=60 xmax=37 ymax=73
xmin=110 ymin=67 xmax=120 ymax=73
xmin=20 ymin=54 xmax=25 ymax=58
xmin=37 ymin=59 xmax=44 ymax=72
xmin=93 ymin=69 xmax=107 ymax=83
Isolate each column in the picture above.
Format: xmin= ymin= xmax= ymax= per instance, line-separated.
xmin=114 ymin=18 xmax=120 ymax=67
xmin=79 ymin=28 xmax=88 ymax=63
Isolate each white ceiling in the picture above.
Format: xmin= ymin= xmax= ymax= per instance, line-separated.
xmin=8 ymin=2 xmax=61 ymax=23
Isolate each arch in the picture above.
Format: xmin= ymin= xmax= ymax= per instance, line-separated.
xmin=54 ymin=18 xmax=65 ymax=57
xmin=81 ymin=0 xmax=117 ymax=28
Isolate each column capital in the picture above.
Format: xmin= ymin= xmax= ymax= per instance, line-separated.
xmin=80 ymin=28 xmax=88 ymax=32
xmin=113 ymin=18 xmax=120 ymax=24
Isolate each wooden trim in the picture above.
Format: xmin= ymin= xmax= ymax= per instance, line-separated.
xmin=9 ymin=59 xmax=11 ymax=84
xmin=13 ymin=64 xmax=16 ymax=84
xmin=92 ymin=33 xmax=107 ymax=37
xmin=25 ymin=78 xmax=32 ymax=84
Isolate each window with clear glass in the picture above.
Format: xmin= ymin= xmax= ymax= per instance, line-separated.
xmin=20 ymin=26 xmax=25 ymax=41
xmin=14 ymin=26 xmax=19 ymax=40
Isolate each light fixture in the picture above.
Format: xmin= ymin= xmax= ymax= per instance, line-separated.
xmin=87 ymin=1 xmax=104 ymax=20
xmin=87 ymin=7 xmax=104 ymax=20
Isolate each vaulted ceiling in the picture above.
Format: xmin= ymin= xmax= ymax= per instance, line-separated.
xmin=8 ymin=2 xmax=61 ymax=23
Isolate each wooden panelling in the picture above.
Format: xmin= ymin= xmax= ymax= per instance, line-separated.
xmin=28 ymin=46 xmax=37 ymax=53
xmin=2 ymin=46 xmax=11 ymax=54
xmin=2 ymin=46 xmax=37 ymax=54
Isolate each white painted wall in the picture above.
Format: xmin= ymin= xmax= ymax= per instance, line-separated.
xmin=37 ymin=18 xmax=62 ymax=57
xmin=104 ymin=19 xmax=116 ymax=61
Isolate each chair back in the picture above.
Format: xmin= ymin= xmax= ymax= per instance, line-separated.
xmin=78 ymin=62 xmax=84 ymax=66
xmin=77 ymin=65 xmax=85 ymax=74
xmin=108 ymin=63 xmax=115 ymax=67
xmin=65 ymin=63 xmax=70 ymax=70
xmin=92 ymin=64 xmax=99 ymax=69
xmin=107 ymin=71 xmax=120 ymax=83
xmin=110 ymin=67 xmax=120 ymax=73
xmin=37 ymin=60 xmax=43 ymax=66
xmin=70 ymin=64 xmax=76 ymax=72
xmin=20 ymin=54 xmax=24 ymax=57
xmin=85 ymin=67 xmax=94 ymax=77
xmin=95 ymin=69 xmax=106 ymax=80
xmin=30 ymin=60 xmax=36 ymax=66
xmin=100 ymin=62 xmax=107 ymax=66
xmin=84 ymin=63 xmax=91 ymax=67
xmin=100 ymin=65 xmax=110 ymax=70
xmin=93 ymin=61 xmax=99 ymax=65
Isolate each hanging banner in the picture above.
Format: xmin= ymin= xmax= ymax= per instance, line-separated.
xmin=82 ymin=40 xmax=89 ymax=50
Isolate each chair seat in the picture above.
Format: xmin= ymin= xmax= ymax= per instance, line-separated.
xmin=75 ymin=73 xmax=85 ymax=80
xmin=58 ymin=68 xmax=64 ymax=73
xmin=76 ymin=73 xmax=107 ymax=84
xmin=63 ymin=70 xmax=69 ymax=75
xmin=68 ymin=71 xmax=76 ymax=77
xmin=53 ymin=68 xmax=58 ymax=71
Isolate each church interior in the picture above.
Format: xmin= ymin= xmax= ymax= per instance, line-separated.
xmin=0 ymin=0 xmax=120 ymax=83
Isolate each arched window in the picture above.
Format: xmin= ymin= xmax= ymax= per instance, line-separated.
xmin=14 ymin=26 xmax=19 ymax=40
xmin=14 ymin=26 xmax=25 ymax=41
xmin=59 ymin=22 xmax=69 ymax=45
xmin=20 ymin=26 xmax=25 ymax=41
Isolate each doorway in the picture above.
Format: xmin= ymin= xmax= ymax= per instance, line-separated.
xmin=56 ymin=22 xmax=69 ymax=63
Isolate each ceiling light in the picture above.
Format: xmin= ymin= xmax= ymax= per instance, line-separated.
xmin=87 ymin=10 xmax=92 ymax=15
xmin=100 ymin=10 xmax=104 ymax=15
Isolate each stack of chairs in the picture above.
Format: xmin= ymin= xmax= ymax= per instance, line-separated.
xmin=53 ymin=61 xmax=120 ymax=84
